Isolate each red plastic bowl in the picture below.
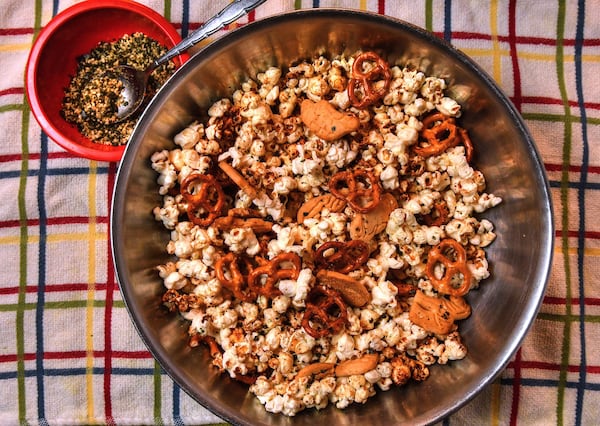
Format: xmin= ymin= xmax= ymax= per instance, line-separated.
xmin=25 ymin=0 xmax=188 ymax=162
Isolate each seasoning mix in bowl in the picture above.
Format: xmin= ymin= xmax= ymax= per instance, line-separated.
xmin=111 ymin=9 xmax=553 ymax=425
xmin=25 ymin=0 xmax=186 ymax=162
xmin=62 ymin=32 xmax=176 ymax=146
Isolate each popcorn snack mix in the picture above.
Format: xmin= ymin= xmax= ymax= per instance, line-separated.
xmin=151 ymin=51 xmax=502 ymax=416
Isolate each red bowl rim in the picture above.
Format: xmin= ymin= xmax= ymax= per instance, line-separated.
xmin=25 ymin=0 xmax=186 ymax=162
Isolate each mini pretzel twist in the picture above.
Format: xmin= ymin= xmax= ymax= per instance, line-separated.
xmin=426 ymin=238 xmax=472 ymax=296
xmin=247 ymin=252 xmax=301 ymax=298
xmin=421 ymin=200 xmax=450 ymax=227
xmin=414 ymin=112 xmax=460 ymax=158
xmin=414 ymin=112 xmax=475 ymax=162
xmin=214 ymin=253 xmax=256 ymax=302
xmin=180 ymin=172 xmax=226 ymax=226
xmin=348 ymin=51 xmax=391 ymax=108
xmin=301 ymin=286 xmax=348 ymax=338
xmin=329 ymin=169 xmax=381 ymax=213
xmin=314 ymin=240 xmax=369 ymax=273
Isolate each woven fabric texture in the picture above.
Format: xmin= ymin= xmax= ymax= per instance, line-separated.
xmin=1 ymin=0 xmax=599 ymax=424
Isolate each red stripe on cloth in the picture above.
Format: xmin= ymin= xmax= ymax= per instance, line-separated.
xmin=507 ymin=360 xmax=600 ymax=374
xmin=0 ymin=283 xmax=111 ymax=295
xmin=510 ymin=349 xmax=522 ymax=426
xmin=8 ymin=24 xmax=600 ymax=46
xmin=0 ymin=88 xmax=23 ymax=96
xmin=545 ymin=163 xmax=600 ymax=174
xmin=0 ymin=28 xmax=32 ymax=35
xmin=544 ymin=296 xmax=600 ymax=306
xmin=432 ymin=30 xmax=600 ymax=46
xmin=0 ymin=351 xmax=151 ymax=363
xmin=554 ymin=230 xmax=600 ymax=240
xmin=0 ymin=217 xmax=109 ymax=228
xmin=522 ymin=96 xmax=600 ymax=110
xmin=0 ymin=152 xmax=86 ymax=163
xmin=508 ymin=0 xmax=522 ymax=113
xmin=103 ymin=162 xmax=117 ymax=423
xmin=507 ymin=4 xmax=522 ymax=423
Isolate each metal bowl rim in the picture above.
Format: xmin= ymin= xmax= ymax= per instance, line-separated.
xmin=111 ymin=8 xmax=554 ymax=425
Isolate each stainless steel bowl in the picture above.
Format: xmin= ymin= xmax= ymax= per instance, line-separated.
xmin=111 ymin=9 xmax=553 ymax=425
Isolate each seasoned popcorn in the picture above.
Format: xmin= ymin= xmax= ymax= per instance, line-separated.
xmin=151 ymin=51 xmax=502 ymax=416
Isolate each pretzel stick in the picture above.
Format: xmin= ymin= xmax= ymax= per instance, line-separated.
xmin=218 ymin=160 xmax=258 ymax=199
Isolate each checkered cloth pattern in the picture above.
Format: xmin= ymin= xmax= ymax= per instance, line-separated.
xmin=1 ymin=0 xmax=598 ymax=424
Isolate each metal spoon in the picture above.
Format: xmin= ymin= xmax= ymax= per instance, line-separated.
xmin=109 ymin=0 xmax=267 ymax=123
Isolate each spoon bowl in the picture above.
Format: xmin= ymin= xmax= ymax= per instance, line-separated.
xmin=113 ymin=65 xmax=150 ymax=121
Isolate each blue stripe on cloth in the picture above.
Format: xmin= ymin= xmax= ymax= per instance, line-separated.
xmin=181 ymin=0 xmax=190 ymax=38
xmin=10 ymin=367 xmax=600 ymax=390
xmin=549 ymin=180 xmax=600 ymax=190
xmin=0 ymin=167 xmax=111 ymax=180
xmin=0 ymin=367 xmax=157 ymax=379
xmin=35 ymin=130 xmax=48 ymax=424
xmin=574 ymin=1 xmax=589 ymax=424
xmin=173 ymin=384 xmax=183 ymax=426
xmin=444 ymin=0 xmax=452 ymax=42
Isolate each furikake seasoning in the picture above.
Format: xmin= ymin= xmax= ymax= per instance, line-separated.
xmin=61 ymin=32 xmax=176 ymax=146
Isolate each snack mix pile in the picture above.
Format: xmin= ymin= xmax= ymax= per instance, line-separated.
xmin=151 ymin=51 xmax=502 ymax=416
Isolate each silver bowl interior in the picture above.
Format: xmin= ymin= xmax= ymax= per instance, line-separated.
xmin=111 ymin=9 xmax=553 ymax=426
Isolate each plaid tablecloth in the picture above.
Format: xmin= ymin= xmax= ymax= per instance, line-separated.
xmin=1 ymin=0 xmax=599 ymax=424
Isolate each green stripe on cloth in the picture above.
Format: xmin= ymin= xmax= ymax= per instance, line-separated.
xmin=16 ymin=0 xmax=40 ymax=412
xmin=538 ymin=312 xmax=600 ymax=323
xmin=17 ymin=74 xmax=31 ymax=426
xmin=425 ymin=0 xmax=433 ymax=31
xmin=555 ymin=1 xmax=572 ymax=425
xmin=0 ymin=300 xmax=127 ymax=311
xmin=154 ymin=361 xmax=163 ymax=423
xmin=522 ymin=112 xmax=600 ymax=125
xmin=164 ymin=0 xmax=172 ymax=21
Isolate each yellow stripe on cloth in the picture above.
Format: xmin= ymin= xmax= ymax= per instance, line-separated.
xmin=86 ymin=162 xmax=98 ymax=422
xmin=519 ymin=51 xmax=600 ymax=63
xmin=490 ymin=0 xmax=502 ymax=84
xmin=463 ymin=47 xmax=600 ymax=64
xmin=558 ymin=246 xmax=600 ymax=256
xmin=0 ymin=43 xmax=32 ymax=52
xmin=0 ymin=232 xmax=108 ymax=245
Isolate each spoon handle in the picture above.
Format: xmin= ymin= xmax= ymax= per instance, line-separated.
xmin=152 ymin=0 xmax=267 ymax=69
